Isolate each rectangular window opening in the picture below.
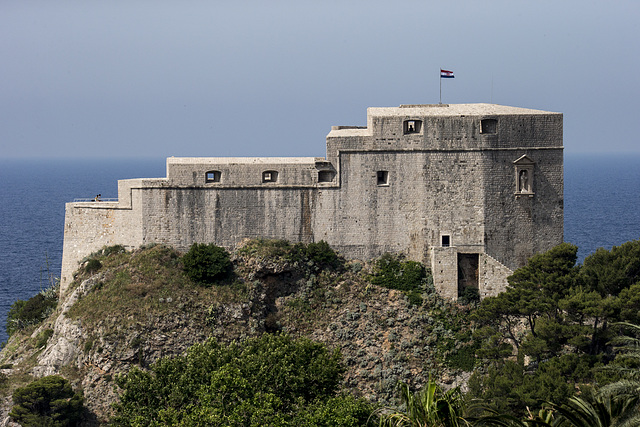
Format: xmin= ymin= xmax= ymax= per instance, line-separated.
xmin=318 ymin=170 xmax=335 ymax=183
xmin=480 ymin=119 xmax=497 ymax=134
xmin=377 ymin=171 xmax=389 ymax=186
xmin=403 ymin=119 xmax=422 ymax=135
xmin=262 ymin=170 xmax=278 ymax=183
xmin=441 ymin=235 xmax=451 ymax=247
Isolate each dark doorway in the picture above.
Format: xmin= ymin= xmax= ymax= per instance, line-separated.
xmin=458 ymin=253 xmax=479 ymax=300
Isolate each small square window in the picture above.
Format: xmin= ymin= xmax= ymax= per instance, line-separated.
xmin=262 ymin=170 xmax=278 ymax=183
xmin=441 ymin=235 xmax=451 ymax=247
xmin=480 ymin=119 xmax=497 ymax=134
xmin=205 ymin=171 xmax=221 ymax=183
xmin=377 ymin=171 xmax=389 ymax=186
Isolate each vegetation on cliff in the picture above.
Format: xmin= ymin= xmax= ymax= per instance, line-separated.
xmin=0 ymin=239 xmax=639 ymax=426
xmin=112 ymin=333 xmax=372 ymax=426
xmin=9 ymin=375 xmax=84 ymax=427
xmin=469 ymin=240 xmax=640 ymax=419
xmin=5 ymin=283 xmax=58 ymax=338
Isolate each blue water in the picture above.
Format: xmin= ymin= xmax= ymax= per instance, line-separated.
xmin=0 ymin=154 xmax=639 ymax=344
xmin=0 ymin=158 xmax=166 ymax=344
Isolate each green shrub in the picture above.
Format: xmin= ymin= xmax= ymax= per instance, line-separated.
xmin=102 ymin=244 xmax=126 ymax=256
xmin=458 ymin=286 xmax=480 ymax=305
xmin=294 ymin=240 xmax=342 ymax=269
xmin=447 ymin=343 xmax=477 ymax=371
xmin=406 ymin=290 xmax=423 ymax=306
xmin=371 ymin=253 xmax=427 ymax=293
xmin=182 ymin=243 xmax=232 ymax=286
xmin=34 ymin=329 xmax=54 ymax=349
xmin=10 ymin=375 xmax=84 ymax=426
xmin=6 ymin=291 xmax=58 ymax=337
xmin=84 ymin=258 xmax=102 ymax=274
xmin=85 ymin=244 xmax=126 ymax=260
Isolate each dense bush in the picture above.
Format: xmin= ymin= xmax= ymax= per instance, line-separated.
xmin=294 ymin=240 xmax=342 ymax=269
xmin=6 ymin=289 xmax=58 ymax=337
xmin=370 ymin=253 xmax=429 ymax=305
xmin=9 ymin=375 xmax=84 ymax=426
xmin=113 ymin=334 xmax=373 ymax=426
xmin=371 ymin=253 xmax=426 ymax=291
xmin=101 ymin=244 xmax=126 ymax=257
xmin=458 ymin=286 xmax=480 ymax=305
xmin=84 ymin=258 xmax=102 ymax=274
xmin=182 ymin=243 xmax=232 ymax=285
xmin=239 ymin=238 xmax=343 ymax=270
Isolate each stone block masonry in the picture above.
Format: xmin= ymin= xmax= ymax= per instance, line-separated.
xmin=61 ymin=103 xmax=563 ymax=299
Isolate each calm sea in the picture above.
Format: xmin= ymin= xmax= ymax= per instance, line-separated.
xmin=0 ymin=154 xmax=639 ymax=344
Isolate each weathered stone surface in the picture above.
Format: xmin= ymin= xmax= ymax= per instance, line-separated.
xmin=60 ymin=103 xmax=563 ymax=300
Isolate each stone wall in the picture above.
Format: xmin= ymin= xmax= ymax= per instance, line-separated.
xmin=60 ymin=103 xmax=564 ymax=298
xmin=139 ymin=187 xmax=317 ymax=251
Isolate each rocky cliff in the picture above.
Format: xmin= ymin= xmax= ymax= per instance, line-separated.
xmin=0 ymin=242 xmax=473 ymax=425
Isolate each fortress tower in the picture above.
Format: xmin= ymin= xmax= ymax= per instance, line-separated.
xmin=61 ymin=103 xmax=563 ymax=298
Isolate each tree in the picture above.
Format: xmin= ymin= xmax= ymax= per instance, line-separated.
xmin=470 ymin=244 xmax=593 ymax=415
xmin=470 ymin=406 xmax=555 ymax=427
xmin=580 ymin=240 xmax=640 ymax=297
xmin=112 ymin=334 xmax=373 ymax=426
xmin=9 ymin=375 xmax=84 ymax=427
xmin=375 ymin=380 xmax=469 ymax=427
xmin=475 ymin=243 xmax=579 ymax=347
xmin=505 ymin=243 xmax=579 ymax=329
xmin=471 ymin=241 xmax=640 ymax=421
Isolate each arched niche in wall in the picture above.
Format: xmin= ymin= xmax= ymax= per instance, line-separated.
xmin=513 ymin=155 xmax=535 ymax=197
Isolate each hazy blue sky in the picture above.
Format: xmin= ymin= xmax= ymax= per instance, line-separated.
xmin=1 ymin=1 xmax=638 ymax=159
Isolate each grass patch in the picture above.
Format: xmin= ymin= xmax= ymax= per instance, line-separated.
xmin=66 ymin=245 xmax=247 ymax=329
xmin=34 ymin=329 xmax=54 ymax=349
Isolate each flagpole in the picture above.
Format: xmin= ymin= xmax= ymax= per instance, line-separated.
xmin=439 ymin=68 xmax=442 ymax=104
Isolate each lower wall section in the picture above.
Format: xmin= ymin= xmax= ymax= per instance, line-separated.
xmin=479 ymin=254 xmax=512 ymax=298
xmin=60 ymin=202 xmax=142 ymax=294
xmin=430 ymin=247 xmax=512 ymax=300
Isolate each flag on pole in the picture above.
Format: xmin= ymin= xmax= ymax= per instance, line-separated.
xmin=440 ymin=69 xmax=454 ymax=78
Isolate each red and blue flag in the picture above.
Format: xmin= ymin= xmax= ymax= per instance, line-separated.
xmin=440 ymin=69 xmax=454 ymax=78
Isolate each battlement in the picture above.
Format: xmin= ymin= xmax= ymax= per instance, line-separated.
xmin=61 ymin=103 xmax=564 ymax=300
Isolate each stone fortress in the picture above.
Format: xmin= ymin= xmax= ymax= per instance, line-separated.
xmin=61 ymin=103 xmax=563 ymax=299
